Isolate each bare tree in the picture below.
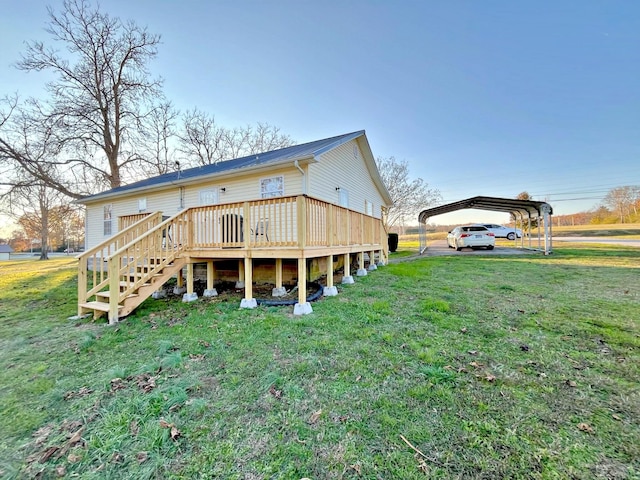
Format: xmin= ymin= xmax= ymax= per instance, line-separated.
xmin=179 ymin=110 xmax=295 ymax=168
xmin=2 ymin=175 xmax=73 ymax=260
xmin=1 ymin=0 xmax=163 ymax=193
xmin=178 ymin=108 xmax=227 ymax=166
xmin=138 ymin=101 xmax=179 ymax=176
xmin=603 ymin=186 xmax=636 ymax=223
xmin=375 ymin=156 xmax=441 ymax=227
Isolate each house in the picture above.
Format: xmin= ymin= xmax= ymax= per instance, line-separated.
xmin=0 ymin=244 xmax=13 ymax=261
xmin=76 ymin=130 xmax=393 ymax=323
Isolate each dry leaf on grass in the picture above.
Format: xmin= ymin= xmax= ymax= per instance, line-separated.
xmin=136 ymin=451 xmax=149 ymax=463
xmin=578 ymin=423 xmax=594 ymax=434
xmin=39 ymin=446 xmax=60 ymax=463
xmin=67 ymin=453 xmax=82 ymax=463
xmin=159 ymin=420 xmax=181 ymax=440
xmin=268 ymin=384 xmax=282 ymax=399
xmin=308 ymin=410 xmax=322 ymax=424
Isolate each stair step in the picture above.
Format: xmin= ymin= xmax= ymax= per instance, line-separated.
xmin=79 ymin=301 xmax=122 ymax=312
xmin=96 ymin=291 xmax=140 ymax=300
xmin=119 ymin=281 xmax=151 ymax=288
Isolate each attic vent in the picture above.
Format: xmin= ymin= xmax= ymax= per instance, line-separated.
xmin=353 ymin=145 xmax=358 ymax=159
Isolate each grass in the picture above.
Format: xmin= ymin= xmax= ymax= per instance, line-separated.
xmin=0 ymin=248 xmax=639 ymax=479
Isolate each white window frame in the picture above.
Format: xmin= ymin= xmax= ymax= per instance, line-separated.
xmin=365 ymin=200 xmax=373 ymax=216
xmin=339 ymin=188 xmax=349 ymax=208
xmin=260 ymin=175 xmax=284 ymax=198
xmin=138 ymin=197 xmax=147 ymax=213
xmin=199 ymin=188 xmax=218 ymax=206
xmin=103 ymin=204 xmax=113 ymax=236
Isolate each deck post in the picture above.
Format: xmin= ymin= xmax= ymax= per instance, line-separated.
xmin=272 ymin=258 xmax=286 ymax=297
xmin=368 ymin=249 xmax=377 ymax=271
xmin=108 ymin=256 xmax=120 ymax=325
xmin=342 ymin=253 xmax=354 ymax=284
xmin=243 ymin=201 xmax=251 ymax=248
xmin=294 ymin=258 xmax=312 ymax=315
xmin=182 ymin=262 xmax=198 ymax=302
xmin=297 ymin=195 xmax=307 ymax=248
xmin=204 ymin=261 xmax=218 ymax=297
xmin=236 ymin=259 xmax=245 ymax=288
xmin=173 ymin=266 xmax=186 ymax=294
xmin=327 ymin=204 xmax=334 ymax=247
xmin=78 ymin=258 xmax=88 ymax=316
xmin=240 ymin=257 xmax=257 ymax=309
xmin=323 ymin=254 xmax=338 ymax=296
xmin=357 ymin=251 xmax=367 ymax=276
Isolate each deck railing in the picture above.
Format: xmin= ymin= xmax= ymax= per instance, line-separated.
xmin=79 ymin=196 xmax=387 ymax=317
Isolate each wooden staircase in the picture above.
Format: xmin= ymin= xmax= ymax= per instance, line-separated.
xmin=77 ymin=211 xmax=189 ymax=324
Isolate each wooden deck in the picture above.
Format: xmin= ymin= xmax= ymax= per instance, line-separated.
xmin=78 ymin=195 xmax=388 ymax=323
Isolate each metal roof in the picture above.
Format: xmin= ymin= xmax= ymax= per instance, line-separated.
xmin=418 ymin=196 xmax=553 ymax=224
xmin=79 ymin=130 xmax=369 ymax=204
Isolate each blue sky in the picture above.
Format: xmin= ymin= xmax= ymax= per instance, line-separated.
xmin=1 ymin=0 xmax=639 ymax=225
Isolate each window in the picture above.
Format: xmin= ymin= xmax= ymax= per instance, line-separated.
xmin=138 ymin=198 xmax=147 ymax=213
xmin=103 ymin=204 xmax=112 ymax=236
xmin=199 ymin=189 xmax=218 ymax=206
xmin=339 ymin=188 xmax=349 ymax=208
xmin=365 ymin=200 xmax=373 ymax=216
xmin=260 ymin=176 xmax=284 ymax=198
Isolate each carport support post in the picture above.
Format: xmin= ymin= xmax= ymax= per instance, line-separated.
xmin=294 ymin=258 xmax=312 ymax=315
xmin=342 ymin=253 xmax=354 ymax=284
xmin=542 ymin=205 xmax=553 ymax=255
xmin=324 ymin=255 xmax=338 ymax=296
xmin=240 ymin=258 xmax=257 ymax=309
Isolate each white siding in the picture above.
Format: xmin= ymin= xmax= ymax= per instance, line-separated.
xmin=84 ymin=166 xmax=304 ymax=249
xmin=307 ymin=139 xmax=387 ymax=218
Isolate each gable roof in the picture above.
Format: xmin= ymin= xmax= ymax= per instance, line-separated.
xmin=0 ymin=244 xmax=13 ymax=253
xmin=79 ymin=130 xmax=391 ymax=204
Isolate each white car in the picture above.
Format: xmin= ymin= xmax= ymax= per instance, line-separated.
xmin=472 ymin=223 xmax=522 ymax=241
xmin=447 ymin=225 xmax=495 ymax=251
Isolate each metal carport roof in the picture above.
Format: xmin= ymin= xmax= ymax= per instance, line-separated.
xmin=418 ymin=196 xmax=553 ymax=223
xmin=417 ymin=196 xmax=554 ymax=255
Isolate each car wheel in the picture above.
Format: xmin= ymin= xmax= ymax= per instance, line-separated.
xmin=487 ymin=245 xmax=494 ymax=250
xmin=507 ymin=232 xmax=516 ymax=240
xmin=456 ymin=246 xmax=462 ymax=251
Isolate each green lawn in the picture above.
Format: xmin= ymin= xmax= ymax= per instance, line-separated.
xmin=0 ymin=247 xmax=638 ymax=479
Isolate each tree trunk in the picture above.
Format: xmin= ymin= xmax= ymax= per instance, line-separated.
xmin=39 ymin=196 xmax=49 ymax=260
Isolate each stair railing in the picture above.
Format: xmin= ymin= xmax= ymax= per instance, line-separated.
xmin=105 ymin=210 xmax=190 ymax=322
xmin=77 ymin=212 xmax=164 ymax=314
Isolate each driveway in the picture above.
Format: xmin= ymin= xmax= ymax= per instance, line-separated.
xmin=388 ymin=240 xmax=536 ymax=261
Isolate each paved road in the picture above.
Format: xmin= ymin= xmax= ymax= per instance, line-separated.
xmin=553 ymin=237 xmax=640 ymax=247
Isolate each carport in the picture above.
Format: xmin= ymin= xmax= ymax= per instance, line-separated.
xmin=418 ymin=196 xmax=554 ymax=255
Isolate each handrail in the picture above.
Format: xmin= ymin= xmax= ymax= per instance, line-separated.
xmin=77 ymin=212 xmax=164 ymax=314
xmin=106 ymin=211 xmax=189 ymax=318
